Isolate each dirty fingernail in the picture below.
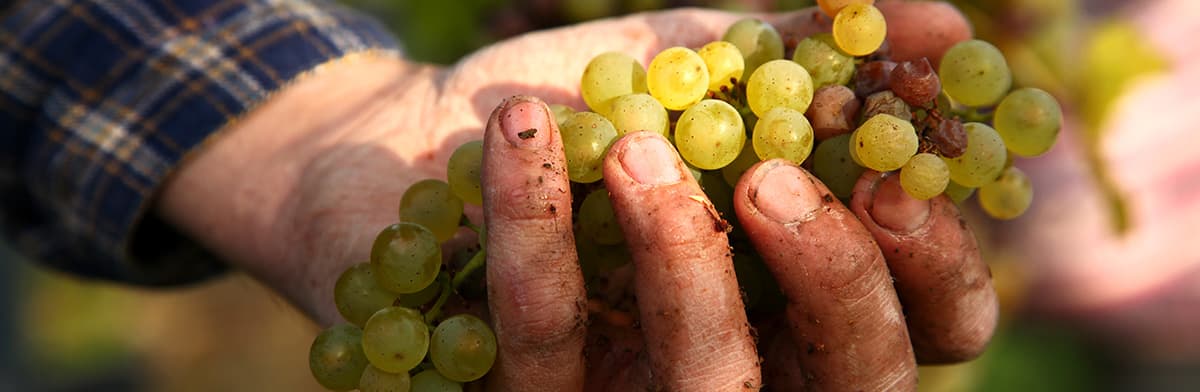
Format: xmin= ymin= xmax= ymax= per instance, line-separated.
xmin=500 ymin=98 xmax=552 ymax=149
xmin=619 ymin=133 xmax=684 ymax=186
xmin=752 ymin=162 xmax=822 ymax=224
xmin=869 ymin=174 xmax=931 ymax=233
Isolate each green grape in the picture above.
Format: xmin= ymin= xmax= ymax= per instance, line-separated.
xmin=721 ymin=139 xmax=761 ymax=187
xmin=812 ymin=134 xmax=865 ymax=200
xmin=371 ymin=223 xmax=442 ymax=294
xmin=309 ymin=324 xmax=369 ymax=391
xmin=394 ymin=278 xmax=441 ymax=309
xmin=853 ymin=114 xmax=918 ymax=172
xmin=721 ymin=18 xmax=784 ymax=81
xmin=580 ymin=52 xmax=647 ymax=115
xmin=335 ymin=262 xmax=398 ymax=327
xmin=832 ymin=3 xmax=887 ymax=56
xmin=430 ymin=314 xmax=499 ymax=382
xmin=647 ymin=47 xmax=710 ymax=110
xmin=697 ymin=40 xmax=745 ymax=92
xmin=358 ymin=365 xmax=411 ymax=392
xmin=685 ymin=162 xmax=704 ymax=182
xmin=792 ymin=33 xmax=855 ymax=88
xmin=362 ymin=306 xmax=429 ymax=373
xmin=399 ymin=179 xmax=464 ymax=243
xmin=447 ymin=140 xmax=484 ymax=206
xmin=579 ymin=189 xmax=624 ymax=245
xmin=411 ymin=369 xmax=463 ymax=392
xmin=607 ymin=93 xmax=669 ymax=137
xmin=549 ymin=104 xmax=575 ymax=126
xmin=560 ymin=111 xmax=619 ymax=183
xmin=978 ymin=166 xmax=1033 ymax=220
xmin=675 ymin=99 xmax=746 ymax=170
xmin=817 ymin=0 xmax=874 ymax=17
xmin=993 ymin=87 xmax=1062 ymax=157
xmin=943 ymin=122 xmax=1007 ymax=187
xmin=576 ymin=233 xmax=632 ymax=280
xmin=899 ymin=153 xmax=950 ymax=200
xmin=944 ymin=180 xmax=976 ymax=204
xmin=939 ymin=39 xmax=1012 ymax=107
xmin=753 ymin=107 xmax=814 ymax=164
xmin=746 ymin=59 xmax=814 ymax=117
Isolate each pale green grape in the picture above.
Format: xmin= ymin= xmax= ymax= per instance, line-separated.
xmin=411 ymin=369 xmax=463 ymax=392
xmin=579 ymin=189 xmax=624 ymax=245
xmin=399 ymin=179 xmax=464 ymax=243
xmin=550 ymin=104 xmax=575 ymax=126
xmin=939 ymin=39 xmax=1012 ymax=107
xmin=430 ymin=314 xmax=498 ymax=382
xmin=721 ymin=18 xmax=784 ymax=81
xmin=309 ymin=324 xmax=369 ymax=391
xmin=576 ymin=233 xmax=632 ymax=281
xmin=560 ymin=111 xmax=619 ymax=183
xmin=832 ymin=3 xmax=887 ymax=56
xmin=607 ymin=93 xmax=669 ymax=137
xmin=334 ymin=262 xmax=398 ymax=327
xmin=792 ymin=33 xmax=855 ymax=88
xmin=817 ymin=0 xmax=874 ymax=17
xmin=944 ymin=180 xmax=976 ymax=203
xmin=721 ymin=137 xmax=761 ymax=187
xmin=371 ymin=223 xmax=442 ymax=294
xmin=994 ymin=87 xmax=1062 ymax=156
xmin=675 ymin=99 xmax=746 ymax=170
xmin=853 ymin=114 xmax=918 ymax=172
xmin=697 ymin=40 xmax=744 ymax=92
xmin=447 ymin=140 xmax=484 ymax=205
xmin=978 ymin=166 xmax=1033 ymax=220
xmin=362 ymin=306 xmax=429 ymax=373
xmin=394 ymin=278 xmax=442 ymax=309
xmin=580 ymin=52 xmax=647 ymax=115
xmin=647 ymin=47 xmax=710 ymax=110
xmin=943 ymin=122 xmax=1007 ymax=187
xmin=899 ymin=153 xmax=950 ymax=200
xmin=358 ymin=365 xmax=411 ymax=392
xmin=812 ymin=134 xmax=865 ymax=199
xmin=753 ymin=107 xmax=814 ymax=164
xmin=746 ymin=59 xmax=814 ymax=117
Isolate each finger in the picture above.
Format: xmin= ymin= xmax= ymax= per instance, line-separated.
xmin=603 ymin=131 xmax=761 ymax=391
xmin=482 ymin=96 xmax=587 ymax=391
xmin=733 ymin=159 xmax=917 ymax=391
xmin=849 ymin=171 xmax=998 ymax=363
xmin=767 ymin=1 xmax=971 ymax=64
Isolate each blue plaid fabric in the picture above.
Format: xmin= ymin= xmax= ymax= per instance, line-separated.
xmin=0 ymin=0 xmax=399 ymax=285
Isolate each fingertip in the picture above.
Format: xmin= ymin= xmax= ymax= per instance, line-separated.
xmin=877 ymin=1 xmax=972 ymax=64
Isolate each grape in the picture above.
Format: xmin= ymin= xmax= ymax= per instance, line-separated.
xmin=310 ymin=324 xmax=369 ymax=391
xmin=852 ymin=60 xmax=896 ymax=98
xmin=362 ymin=306 xmax=429 ymax=373
xmin=806 ymin=85 xmax=860 ymax=140
xmin=943 ymin=122 xmax=1007 ymax=187
xmin=721 ymin=18 xmax=784 ymax=81
xmin=576 ymin=233 xmax=632 ymax=281
xmin=944 ymin=180 xmax=976 ymax=204
xmin=560 ymin=111 xmax=619 ymax=183
xmin=939 ymin=39 xmax=1012 ymax=107
xmin=929 ymin=116 xmax=967 ymax=158
xmin=606 ymin=93 xmax=669 ymax=137
xmin=889 ymin=58 xmax=940 ymax=107
xmin=853 ymin=114 xmax=918 ymax=172
xmin=993 ymin=87 xmax=1062 ymax=157
xmin=335 ymin=262 xmax=398 ymax=327
xmin=721 ymin=141 xmax=759 ymax=188
xmin=358 ymin=365 xmax=411 ymax=392
xmin=746 ymin=59 xmax=814 ymax=117
xmin=817 ymin=0 xmax=874 ymax=17
xmin=697 ymin=40 xmax=745 ymax=92
xmin=812 ymin=133 xmax=865 ymax=199
xmin=978 ymin=166 xmax=1033 ymax=219
xmin=580 ymin=52 xmax=647 ymax=115
xmin=399 ymin=179 xmax=464 ymax=243
xmin=862 ymin=90 xmax=911 ymax=122
xmin=899 ymin=153 xmax=950 ymax=200
xmin=371 ymin=223 xmax=442 ymax=294
xmin=549 ymin=104 xmax=575 ymax=126
xmin=447 ymin=140 xmax=484 ymax=206
xmin=647 ymin=46 xmax=709 ymax=110
xmin=753 ymin=107 xmax=814 ymax=165
xmin=411 ymin=369 xmax=463 ymax=392
xmin=792 ymin=33 xmax=855 ymax=88
xmin=832 ymin=4 xmax=887 ymax=56
xmin=675 ymin=99 xmax=746 ymax=170
xmin=430 ymin=314 xmax=499 ymax=382
xmin=579 ymin=188 xmax=624 ymax=245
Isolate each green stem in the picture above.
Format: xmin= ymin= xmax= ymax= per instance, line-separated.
xmin=424 ymin=272 xmax=452 ymax=325
xmin=460 ymin=215 xmax=481 ymax=235
xmin=452 ymin=249 xmax=487 ymax=292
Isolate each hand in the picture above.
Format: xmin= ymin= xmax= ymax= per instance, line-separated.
xmin=157 ymin=2 xmax=996 ymax=390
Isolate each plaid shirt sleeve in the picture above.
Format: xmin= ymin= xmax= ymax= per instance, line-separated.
xmin=0 ymin=0 xmax=399 ymax=285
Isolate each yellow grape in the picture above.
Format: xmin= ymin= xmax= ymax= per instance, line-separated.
xmin=978 ymin=166 xmax=1033 ymax=219
xmin=675 ymin=99 xmax=745 ymax=170
xmin=899 ymin=153 xmax=950 ymax=200
xmin=832 ymin=3 xmax=887 ymax=56
xmin=942 ymin=122 xmax=1007 ymax=187
xmin=647 ymin=47 xmax=709 ymax=110
xmin=746 ymin=59 xmax=814 ymax=117
xmin=853 ymin=114 xmax=918 ymax=172
xmin=697 ymin=41 xmax=745 ymax=92
xmin=581 ymin=52 xmax=647 ymax=115
xmin=606 ymin=93 xmax=669 ymax=137
xmin=752 ymin=107 xmax=814 ymax=165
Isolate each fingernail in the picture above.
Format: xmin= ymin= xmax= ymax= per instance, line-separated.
xmin=619 ymin=134 xmax=683 ymax=186
xmin=752 ymin=162 xmax=822 ymax=223
xmin=500 ymin=98 xmax=552 ymax=149
xmin=869 ymin=175 xmax=930 ymax=233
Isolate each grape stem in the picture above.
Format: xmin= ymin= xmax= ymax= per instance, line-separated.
xmin=452 ymin=249 xmax=487 ymax=292
xmin=424 ymin=272 xmax=452 ymax=324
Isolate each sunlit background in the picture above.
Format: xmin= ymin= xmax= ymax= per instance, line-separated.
xmin=3 ymin=0 xmax=1199 ymax=391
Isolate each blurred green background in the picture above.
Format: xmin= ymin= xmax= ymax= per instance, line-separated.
xmin=2 ymin=0 xmax=1196 ymax=391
